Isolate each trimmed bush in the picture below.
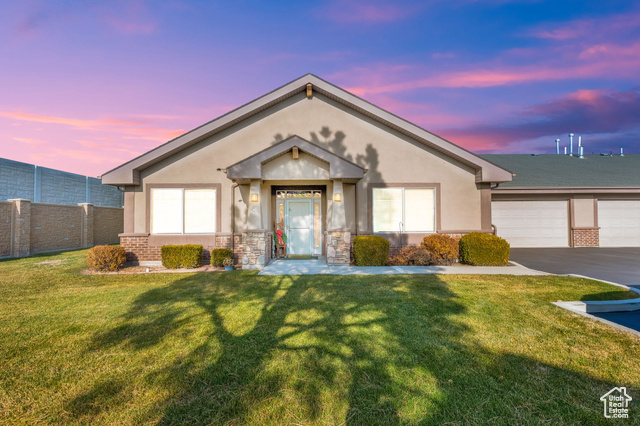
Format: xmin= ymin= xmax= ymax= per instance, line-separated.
xmin=353 ymin=236 xmax=390 ymax=266
xmin=161 ymin=244 xmax=203 ymax=269
xmin=422 ymin=234 xmax=459 ymax=265
xmin=211 ymin=248 xmax=233 ymax=267
xmin=459 ymin=232 xmax=510 ymax=266
xmin=86 ymin=245 xmax=127 ymax=271
xmin=389 ymin=245 xmax=433 ymax=266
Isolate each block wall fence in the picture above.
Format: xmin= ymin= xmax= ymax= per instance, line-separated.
xmin=0 ymin=199 xmax=123 ymax=258
xmin=0 ymin=158 xmax=123 ymax=207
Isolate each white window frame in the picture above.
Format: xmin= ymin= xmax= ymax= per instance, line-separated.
xmin=150 ymin=188 xmax=217 ymax=234
xmin=372 ymin=187 xmax=436 ymax=233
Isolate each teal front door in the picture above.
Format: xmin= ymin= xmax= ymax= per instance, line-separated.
xmin=286 ymin=199 xmax=313 ymax=255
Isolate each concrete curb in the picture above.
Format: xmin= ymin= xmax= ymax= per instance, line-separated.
xmin=551 ymin=303 xmax=640 ymax=338
xmin=553 ymin=275 xmax=640 ymax=313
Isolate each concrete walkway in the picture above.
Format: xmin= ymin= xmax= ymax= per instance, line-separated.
xmin=258 ymin=257 xmax=549 ymax=276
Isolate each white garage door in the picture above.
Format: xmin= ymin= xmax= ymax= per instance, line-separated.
xmin=492 ymin=201 xmax=569 ymax=247
xmin=598 ymin=200 xmax=640 ymax=247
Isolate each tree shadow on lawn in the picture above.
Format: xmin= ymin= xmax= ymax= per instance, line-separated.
xmin=77 ymin=272 xmax=634 ymax=424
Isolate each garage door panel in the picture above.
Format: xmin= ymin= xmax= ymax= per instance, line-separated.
xmin=493 ymin=201 xmax=569 ymax=247
xmin=599 ymin=200 xmax=640 ymax=247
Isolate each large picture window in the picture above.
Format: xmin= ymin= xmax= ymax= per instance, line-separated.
xmin=151 ymin=188 xmax=216 ymax=234
xmin=373 ymin=187 xmax=435 ymax=233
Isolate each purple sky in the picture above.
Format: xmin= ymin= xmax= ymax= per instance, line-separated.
xmin=1 ymin=0 xmax=639 ymax=176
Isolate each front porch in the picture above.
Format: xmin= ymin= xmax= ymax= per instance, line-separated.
xmin=227 ymin=135 xmax=366 ymax=269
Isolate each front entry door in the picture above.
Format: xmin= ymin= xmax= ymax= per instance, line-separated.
xmin=286 ymin=199 xmax=313 ymax=255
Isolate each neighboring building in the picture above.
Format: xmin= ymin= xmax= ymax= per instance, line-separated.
xmin=101 ymin=74 xmax=640 ymax=268
xmin=0 ymin=157 xmax=123 ymax=207
xmin=482 ymin=154 xmax=640 ymax=248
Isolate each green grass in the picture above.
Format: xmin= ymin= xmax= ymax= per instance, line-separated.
xmin=0 ymin=249 xmax=639 ymax=425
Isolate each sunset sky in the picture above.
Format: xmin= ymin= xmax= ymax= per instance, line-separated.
xmin=1 ymin=0 xmax=639 ymax=176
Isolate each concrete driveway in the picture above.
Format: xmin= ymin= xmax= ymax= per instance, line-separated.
xmin=510 ymin=247 xmax=640 ymax=289
xmin=511 ymin=247 xmax=640 ymax=335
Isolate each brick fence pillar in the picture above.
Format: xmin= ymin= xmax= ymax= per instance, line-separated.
xmin=78 ymin=203 xmax=94 ymax=248
xmin=8 ymin=199 xmax=31 ymax=257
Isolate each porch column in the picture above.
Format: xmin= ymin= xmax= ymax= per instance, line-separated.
xmin=327 ymin=180 xmax=350 ymax=265
xmin=247 ymin=179 xmax=262 ymax=230
xmin=242 ymin=179 xmax=268 ymax=270
xmin=331 ymin=180 xmax=346 ymax=229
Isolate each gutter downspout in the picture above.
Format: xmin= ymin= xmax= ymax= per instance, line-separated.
xmin=231 ymin=183 xmax=239 ymax=264
xmin=490 ymin=182 xmax=499 ymax=234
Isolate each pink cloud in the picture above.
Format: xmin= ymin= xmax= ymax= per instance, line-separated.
xmin=528 ymin=11 xmax=640 ymax=41
xmin=0 ymin=110 xmax=186 ymax=141
xmin=332 ymin=40 xmax=640 ymax=96
xmin=12 ymin=137 xmax=48 ymax=145
xmin=320 ymin=0 xmax=422 ymax=23
xmin=436 ymin=88 xmax=640 ymax=153
xmin=97 ymin=0 xmax=157 ymax=34
xmin=11 ymin=0 xmax=157 ymax=39
xmin=431 ymin=52 xmax=457 ymax=60
xmin=0 ymin=112 xmax=144 ymax=129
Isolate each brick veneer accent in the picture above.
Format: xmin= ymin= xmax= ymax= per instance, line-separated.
xmin=572 ymin=228 xmax=599 ymax=247
xmin=120 ymin=233 xmax=245 ymax=266
xmin=326 ymin=230 xmax=351 ymax=265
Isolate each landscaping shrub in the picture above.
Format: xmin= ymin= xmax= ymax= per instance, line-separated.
xmin=161 ymin=244 xmax=203 ymax=269
xmin=422 ymin=234 xmax=459 ymax=265
xmin=353 ymin=236 xmax=390 ymax=266
xmin=459 ymin=232 xmax=510 ymax=266
xmin=211 ymin=248 xmax=233 ymax=267
xmin=86 ymin=245 xmax=127 ymax=271
xmin=389 ymin=245 xmax=433 ymax=266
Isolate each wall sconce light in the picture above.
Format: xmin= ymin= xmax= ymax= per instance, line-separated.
xmin=333 ymin=193 xmax=342 ymax=202
xmin=250 ymin=193 xmax=259 ymax=203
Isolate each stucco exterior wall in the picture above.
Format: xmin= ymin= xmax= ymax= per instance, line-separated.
xmin=573 ymin=196 xmax=596 ymax=228
xmin=130 ymin=92 xmax=482 ymax=236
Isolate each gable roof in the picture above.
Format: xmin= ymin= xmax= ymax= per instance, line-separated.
xmin=101 ymin=74 xmax=512 ymax=185
xmin=226 ymin=135 xmax=366 ymax=184
xmin=481 ymin=154 xmax=640 ymax=188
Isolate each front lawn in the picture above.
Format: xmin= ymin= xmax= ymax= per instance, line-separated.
xmin=0 ymin=249 xmax=638 ymax=424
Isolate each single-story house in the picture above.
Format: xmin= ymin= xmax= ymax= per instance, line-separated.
xmin=101 ymin=74 xmax=640 ymax=268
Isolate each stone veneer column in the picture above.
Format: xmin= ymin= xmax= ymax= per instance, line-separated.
xmin=242 ymin=230 xmax=268 ymax=270
xmin=78 ymin=203 xmax=94 ymax=248
xmin=327 ymin=180 xmax=350 ymax=265
xmin=8 ymin=199 xmax=31 ymax=258
xmin=326 ymin=229 xmax=351 ymax=265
